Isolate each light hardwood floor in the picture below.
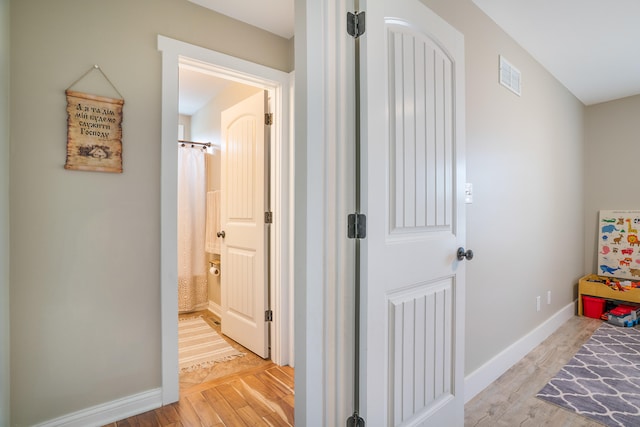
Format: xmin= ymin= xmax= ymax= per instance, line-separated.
xmin=106 ymin=311 xmax=294 ymax=426
xmin=108 ymin=314 xmax=606 ymax=426
xmin=178 ymin=311 xmax=274 ymax=388
xmin=465 ymin=315 xmax=605 ymax=427
xmin=106 ymin=363 xmax=294 ymax=426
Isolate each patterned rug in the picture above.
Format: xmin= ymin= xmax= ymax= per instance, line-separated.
xmin=537 ymin=322 xmax=640 ymax=426
xmin=178 ymin=316 xmax=244 ymax=372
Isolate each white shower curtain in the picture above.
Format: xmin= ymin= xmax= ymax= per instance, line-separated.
xmin=178 ymin=146 xmax=208 ymax=313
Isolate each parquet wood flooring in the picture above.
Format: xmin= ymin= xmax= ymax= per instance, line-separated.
xmin=106 ymin=364 xmax=294 ymax=426
xmin=178 ymin=311 xmax=273 ymax=388
xmin=106 ymin=310 xmax=293 ymax=426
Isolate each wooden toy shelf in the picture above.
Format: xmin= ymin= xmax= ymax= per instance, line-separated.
xmin=578 ymin=274 xmax=640 ymax=316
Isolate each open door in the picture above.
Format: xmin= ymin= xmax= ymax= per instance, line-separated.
xmin=220 ymin=90 xmax=270 ymax=359
xmin=361 ymin=0 xmax=467 ymax=425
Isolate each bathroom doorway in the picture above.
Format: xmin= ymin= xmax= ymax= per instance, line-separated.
xmin=178 ymin=70 xmax=270 ymax=366
xmin=159 ymin=36 xmax=294 ymax=404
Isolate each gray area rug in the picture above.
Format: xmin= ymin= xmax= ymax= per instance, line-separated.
xmin=537 ymin=322 xmax=640 ymax=426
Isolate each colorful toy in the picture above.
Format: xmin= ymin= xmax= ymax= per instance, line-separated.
xmin=606 ymin=304 xmax=640 ymax=327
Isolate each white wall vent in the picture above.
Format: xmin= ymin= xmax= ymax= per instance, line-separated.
xmin=499 ymin=55 xmax=521 ymax=96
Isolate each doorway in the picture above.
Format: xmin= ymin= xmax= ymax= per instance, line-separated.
xmin=159 ymin=35 xmax=294 ymax=404
xmin=178 ymin=71 xmax=269 ymax=364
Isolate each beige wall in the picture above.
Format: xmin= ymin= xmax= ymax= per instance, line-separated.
xmin=423 ymin=0 xmax=586 ymax=375
xmin=584 ymin=95 xmax=640 ymax=272
xmin=9 ymin=0 xmax=292 ymax=425
xmin=1 ymin=0 xmax=10 ymax=424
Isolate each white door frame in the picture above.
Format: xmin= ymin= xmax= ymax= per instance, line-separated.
xmin=294 ymin=0 xmax=357 ymax=424
xmin=157 ymin=35 xmax=293 ymax=404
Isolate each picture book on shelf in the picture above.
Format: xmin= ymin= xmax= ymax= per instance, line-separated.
xmin=597 ymin=210 xmax=640 ymax=280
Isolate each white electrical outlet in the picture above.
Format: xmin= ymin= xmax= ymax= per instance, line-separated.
xmin=547 ymin=291 xmax=551 ymax=305
xmin=536 ymin=296 xmax=541 ymax=312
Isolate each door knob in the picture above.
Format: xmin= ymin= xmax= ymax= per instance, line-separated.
xmin=217 ymin=231 xmax=225 ymax=238
xmin=457 ymin=247 xmax=473 ymax=261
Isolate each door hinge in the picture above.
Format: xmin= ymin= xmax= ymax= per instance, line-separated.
xmin=347 ymin=213 xmax=367 ymax=239
xmin=265 ymin=310 xmax=273 ymax=322
xmin=347 ymin=11 xmax=365 ymax=38
xmin=265 ymin=211 xmax=273 ymax=224
xmin=265 ymin=113 xmax=273 ymax=125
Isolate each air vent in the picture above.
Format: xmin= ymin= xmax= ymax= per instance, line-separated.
xmin=499 ymin=55 xmax=521 ymax=96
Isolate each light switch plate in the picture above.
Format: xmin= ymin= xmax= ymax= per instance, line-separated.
xmin=465 ymin=183 xmax=473 ymax=204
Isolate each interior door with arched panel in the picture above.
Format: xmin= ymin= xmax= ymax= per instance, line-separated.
xmin=220 ymin=90 xmax=269 ymax=359
xmin=361 ymin=1 xmax=467 ymax=425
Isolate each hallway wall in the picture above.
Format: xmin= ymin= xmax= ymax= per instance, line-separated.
xmin=9 ymin=1 xmax=292 ymax=425
xmin=423 ymin=0 xmax=586 ymax=376
xmin=1 ymin=0 xmax=10 ymax=424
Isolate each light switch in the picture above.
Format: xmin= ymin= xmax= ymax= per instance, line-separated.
xmin=465 ymin=183 xmax=473 ymax=204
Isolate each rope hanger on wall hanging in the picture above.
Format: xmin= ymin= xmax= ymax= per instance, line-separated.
xmin=66 ymin=64 xmax=124 ymax=99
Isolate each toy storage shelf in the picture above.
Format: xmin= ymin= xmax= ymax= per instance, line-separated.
xmin=578 ymin=274 xmax=640 ymax=316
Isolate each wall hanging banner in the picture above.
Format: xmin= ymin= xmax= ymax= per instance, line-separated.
xmin=65 ymin=90 xmax=124 ymax=173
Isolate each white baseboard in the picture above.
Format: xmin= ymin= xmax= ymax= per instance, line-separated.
xmin=208 ymin=301 xmax=221 ymax=318
xmin=33 ymin=303 xmax=571 ymax=425
xmin=33 ymin=388 xmax=162 ymax=427
xmin=464 ymin=301 xmax=575 ymax=403
xmin=36 ymin=302 xmax=221 ymax=427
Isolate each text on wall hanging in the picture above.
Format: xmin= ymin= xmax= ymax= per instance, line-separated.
xmin=64 ymin=65 xmax=124 ymax=173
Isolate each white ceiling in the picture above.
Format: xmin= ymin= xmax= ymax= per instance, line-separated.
xmin=473 ymin=0 xmax=640 ymax=105
xmin=182 ymin=0 xmax=640 ymax=110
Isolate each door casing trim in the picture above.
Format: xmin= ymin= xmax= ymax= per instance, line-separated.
xmin=157 ymin=35 xmax=293 ymax=404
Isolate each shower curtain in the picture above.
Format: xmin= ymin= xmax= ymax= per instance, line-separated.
xmin=178 ymin=146 xmax=208 ymax=313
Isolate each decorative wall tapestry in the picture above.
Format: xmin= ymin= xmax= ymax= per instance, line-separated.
xmin=64 ymin=65 xmax=124 ymax=173
xmin=597 ymin=210 xmax=640 ymax=280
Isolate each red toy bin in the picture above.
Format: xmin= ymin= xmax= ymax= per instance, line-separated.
xmin=582 ymin=295 xmax=606 ymax=319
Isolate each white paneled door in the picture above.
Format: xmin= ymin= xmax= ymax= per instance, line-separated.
xmin=361 ymin=1 xmax=466 ymax=425
xmin=220 ymin=90 xmax=269 ymax=359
